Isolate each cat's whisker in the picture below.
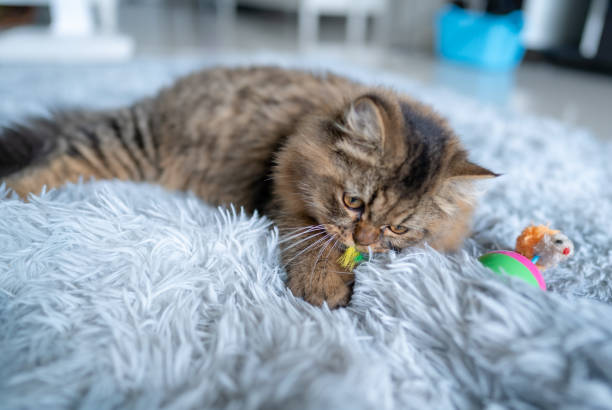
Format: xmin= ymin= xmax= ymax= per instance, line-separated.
xmin=278 ymin=225 xmax=327 ymax=243
xmin=279 ymin=223 xmax=325 ymax=230
xmin=279 ymin=230 xmax=313 ymax=243
xmin=278 ymin=224 xmax=325 ymax=235
xmin=281 ymin=231 xmax=327 ymax=253
xmin=308 ymin=234 xmax=335 ymax=292
xmin=279 ymin=229 xmax=324 ymax=241
xmin=325 ymin=237 xmax=340 ymax=260
xmin=283 ymin=233 xmax=331 ymax=267
xmin=278 ymin=225 xmax=317 ymax=232
xmin=284 ymin=234 xmax=330 ymax=266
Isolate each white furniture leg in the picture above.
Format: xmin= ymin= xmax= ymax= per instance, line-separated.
xmin=50 ymin=0 xmax=94 ymax=35
xmin=298 ymin=3 xmax=318 ymax=49
xmin=96 ymin=0 xmax=119 ymax=34
xmin=580 ymin=0 xmax=608 ymax=58
xmin=347 ymin=10 xmax=367 ymax=45
xmin=216 ymin=0 xmax=236 ymax=46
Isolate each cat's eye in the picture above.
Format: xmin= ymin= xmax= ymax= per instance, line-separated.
xmin=343 ymin=193 xmax=364 ymax=210
xmin=389 ymin=225 xmax=409 ymax=234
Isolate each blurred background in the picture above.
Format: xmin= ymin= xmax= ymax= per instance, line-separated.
xmin=0 ymin=0 xmax=610 ymax=138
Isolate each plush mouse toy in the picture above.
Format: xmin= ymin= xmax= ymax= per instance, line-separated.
xmin=515 ymin=225 xmax=574 ymax=270
xmin=480 ymin=224 xmax=575 ymax=290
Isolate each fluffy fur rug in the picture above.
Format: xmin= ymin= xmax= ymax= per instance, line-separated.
xmin=2 ymin=58 xmax=612 ymax=409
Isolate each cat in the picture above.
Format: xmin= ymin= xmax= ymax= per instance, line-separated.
xmin=0 ymin=66 xmax=495 ymax=308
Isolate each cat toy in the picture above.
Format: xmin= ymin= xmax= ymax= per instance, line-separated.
xmin=338 ymin=246 xmax=366 ymax=271
xmin=479 ymin=224 xmax=574 ymax=290
xmin=338 ymin=225 xmax=574 ymax=291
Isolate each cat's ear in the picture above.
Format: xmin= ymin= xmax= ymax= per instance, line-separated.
xmin=448 ymin=153 xmax=498 ymax=179
xmin=343 ymin=96 xmax=387 ymax=149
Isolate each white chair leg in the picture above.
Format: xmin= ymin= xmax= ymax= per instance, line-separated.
xmin=216 ymin=0 xmax=236 ymax=47
xmin=347 ymin=11 xmax=367 ymax=45
xmin=217 ymin=0 xmax=236 ymax=22
xmin=372 ymin=10 xmax=390 ymax=47
xmin=298 ymin=5 xmax=319 ymax=49
xmin=96 ymin=0 xmax=119 ymax=34
xmin=50 ymin=0 xmax=95 ymax=36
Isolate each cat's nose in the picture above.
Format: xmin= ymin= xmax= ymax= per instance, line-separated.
xmin=354 ymin=222 xmax=380 ymax=246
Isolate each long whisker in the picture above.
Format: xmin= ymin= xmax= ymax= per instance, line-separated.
xmin=278 ymin=226 xmax=326 ymax=244
xmin=308 ymin=234 xmax=335 ymax=292
xmin=278 ymin=224 xmax=325 ymax=234
xmin=281 ymin=231 xmax=327 ymax=253
xmin=278 ymin=224 xmax=325 ymax=232
xmin=278 ymin=224 xmax=325 ymax=240
xmin=283 ymin=233 xmax=331 ymax=267
xmin=325 ymin=237 xmax=340 ymax=260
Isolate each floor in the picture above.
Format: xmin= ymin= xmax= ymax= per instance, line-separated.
xmin=116 ymin=1 xmax=611 ymax=140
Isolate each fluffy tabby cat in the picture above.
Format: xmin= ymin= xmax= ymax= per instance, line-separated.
xmin=0 ymin=66 xmax=495 ymax=308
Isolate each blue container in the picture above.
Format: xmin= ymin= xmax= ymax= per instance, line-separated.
xmin=435 ymin=5 xmax=525 ymax=71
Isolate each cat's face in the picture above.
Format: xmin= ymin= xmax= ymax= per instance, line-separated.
xmin=274 ymin=91 xmax=495 ymax=254
xmin=317 ymin=176 xmax=442 ymax=254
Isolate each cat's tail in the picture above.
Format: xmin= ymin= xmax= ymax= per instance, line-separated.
xmin=0 ymin=103 xmax=160 ymax=197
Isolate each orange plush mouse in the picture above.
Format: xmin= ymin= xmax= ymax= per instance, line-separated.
xmin=515 ymin=224 xmax=574 ymax=271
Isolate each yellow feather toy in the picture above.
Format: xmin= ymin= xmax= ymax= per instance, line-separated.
xmin=337 ymin=246 xmax=365 ymax=271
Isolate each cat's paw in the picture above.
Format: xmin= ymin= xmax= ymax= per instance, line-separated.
xmin=288 ymin=269 xmax=352 ymax=309
xmin=320 ymin=273 xmax=352 ymax=309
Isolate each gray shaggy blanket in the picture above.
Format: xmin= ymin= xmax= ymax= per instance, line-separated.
xmin=1 ymin=58 xmax=612 ymax=410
